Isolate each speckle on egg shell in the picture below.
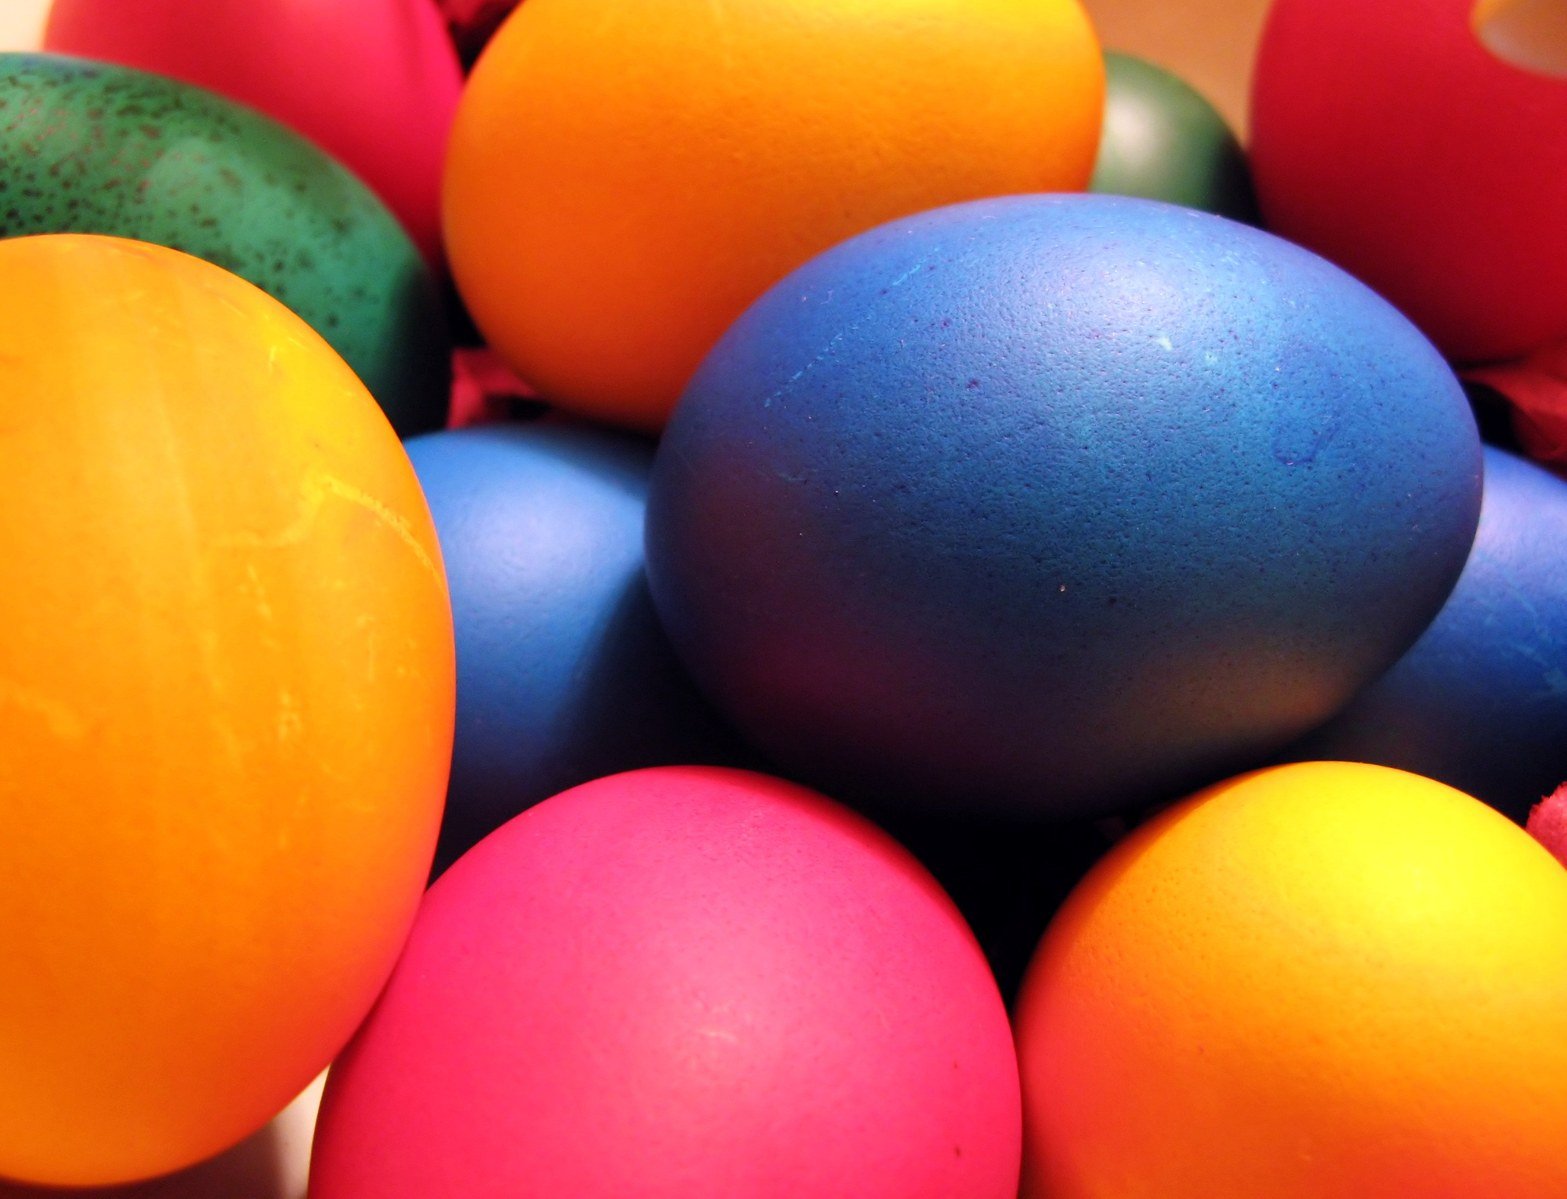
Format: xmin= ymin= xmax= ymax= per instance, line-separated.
xmin=0 ymin=53 xmax=448 ymax=436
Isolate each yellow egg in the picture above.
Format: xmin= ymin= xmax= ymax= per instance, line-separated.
xmin=0 ymin=235 xmax=454 ymax=1186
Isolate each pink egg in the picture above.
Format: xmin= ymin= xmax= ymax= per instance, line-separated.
xmin=44 ymin=0 xmax=462 ymax=269
xmin=309 ymin=766 xmax=1021 ymax=1198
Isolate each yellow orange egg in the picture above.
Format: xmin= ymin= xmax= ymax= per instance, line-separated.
xmin=1015 ymin=761 xmax=1567 ymax=1198
xmin=443 ymin=0 xmax=1105 ymax=431
xmin=0 ymin=235 xmax=454 ymax=1187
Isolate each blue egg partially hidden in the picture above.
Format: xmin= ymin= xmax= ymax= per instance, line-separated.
xmin=646 ymin=194 xmax=1483 ymax=821
xmin=1286 ymin=446 xmax=1567 ymax=822
xmin=406 ymin=420 xmax=746 ymax=871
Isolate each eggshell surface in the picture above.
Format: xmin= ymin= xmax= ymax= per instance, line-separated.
xmin=1014 ymin=761 xmax=1567 ymax=1197
xmin=405 ymin=421 xmax=747 ymax=872
xmin=646 ymin=194 xmax=1483 ymax=820
xmin=1249 ymin=0 xmax=1567 ymax=363
xmin=442 ymin=0 xmax=1104 ymax=430
xmin=0 ymin=1077 xmax=322 ymax=1199
xmin=43 ymin=0 xmax=463 ymax=268
xmin=0 ymin=235 xmax=454 ymax=1186
xmin=309 ymin=766 xmax=1021 ymax=1198
xmin=1091 ymin=51 xmax=1258 ymax=222
xmin=0 ymin=54 xmax=450 ymax=437
xmin=1286 ymin=446 xmax=1567 ymax=821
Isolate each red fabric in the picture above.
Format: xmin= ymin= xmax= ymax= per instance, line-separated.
xmin=449 ymin=346 xmax=542 ymax=428
xmin=1464 ymin=339 xmax=1567 ymax=476
xmin=1526 ymin=782 xmax=1567 ymax=869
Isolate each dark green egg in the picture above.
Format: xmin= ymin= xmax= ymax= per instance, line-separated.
xmin=1091 ymin=52 xmax=1260 ymax=225
xmin=0 ymin=53 xmax=448 ymax=436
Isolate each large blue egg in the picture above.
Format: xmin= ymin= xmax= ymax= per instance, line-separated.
xmin=645 ymin=195 xmax=1483 ymax=820
xmin=1286 ymin=446 xmax=1567 ymax=822
xmin=406 ymin=421 xmax=746 ymax=871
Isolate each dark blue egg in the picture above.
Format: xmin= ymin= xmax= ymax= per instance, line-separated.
xmin=1286 ymin=446 xmax=1567 ymax=822
xmin=406 ymin=420 xmax=746 ymax=871
xmin=645 ymin=194 xmax=1482 ymax=820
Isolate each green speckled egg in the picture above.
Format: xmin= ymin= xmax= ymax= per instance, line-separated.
xmin=0 ymin=53 xmax=448 ymax=435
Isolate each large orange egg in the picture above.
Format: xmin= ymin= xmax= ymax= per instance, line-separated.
xmin=0 ymin=235 xmax=454 ymax=1187
xmin=1015 ymin=762 xmax=1567 ymax=1197
xmin=443 ymin=0 xmax=1105 ymax=430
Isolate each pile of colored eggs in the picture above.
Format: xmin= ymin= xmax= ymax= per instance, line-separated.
xmin=2 ymin=1 xmax=1566 ymax=1196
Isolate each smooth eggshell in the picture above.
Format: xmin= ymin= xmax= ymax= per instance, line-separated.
xmin=309 ymin=766 xmax=1021 ymax=1198
xmin=646 ymin=194 xmax=1483 ymax=820
xmin=0 ymin=1076 xmax=322 ymax=1199
xmin=1014 ymin=762 xmax=1567 ymax=1197
xmin=442 ymin=0 xmax=1103 ymax=430
xmin=1249 ymin=0 xmax=1567 ymax=363
xmin=0 ymin=53 xmax=450 ymax=437
xmin=1285 ymin=445 xmax=1567 ymax=821
xmin=0 ymin=235 xmax=453 ymax=1186
xmin=1091 ymin=51 xmax=1258 ymax=222
xmin=404 ymin=420 xmax=748 ymax=872
xmin=43 ymin=0 xmax=463 ymax=268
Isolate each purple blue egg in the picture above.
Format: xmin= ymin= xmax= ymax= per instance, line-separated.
xmin=645 ymin=194 xmax=1483 ymax=821
xmin=405 ymin=420 xmax=749 ymax=873
xmin=1285 ymin=445 xmax=1567 ymax=821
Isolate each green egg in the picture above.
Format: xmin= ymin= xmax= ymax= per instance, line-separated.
xmin=1091 ymin=52 xmax=1260 ymax=224
xmin=0 ymin=53 xmax=448 ymax=436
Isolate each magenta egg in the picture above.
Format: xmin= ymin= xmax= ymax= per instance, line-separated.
xmin=309 ymin=766 xmax=1021 ymax=1198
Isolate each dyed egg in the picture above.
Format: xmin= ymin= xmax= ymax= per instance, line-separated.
xmin=1091 ymin=52 xmax=1258 ymax=222
xmin=1014 ymin=762 xmax=1567 ymax=1198
xmin=43 ymin=0 xmax=463 ymax=268
xmin=0 ymin=1078 xmax=323 ymax=1199
xmin=1286 ymin=446 xmax=1567 ymax=821
xmin=443 ymin=0 xmax=1104 ymax=430
xmin=0 ymin=53 xmax=450 ymax=437
xmin=310 ymin=767 xmax=1021 ymax=1198
xmin=1250 ymin=0 xmax=1567 ymax=363
xmin=405 ymin=420 xmax=748 ymax=873
xmin=0 ymin=235 xmax=454 ymax=1186
xmin=646 ymin=194 xmax=1483 ymax=821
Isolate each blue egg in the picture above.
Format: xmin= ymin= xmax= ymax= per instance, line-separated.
xmin=1286 ymin=446 xmax=1567 ymax=822
xmin=645 ymin=194 xmax=1482 ymax=820
xmin=406 ymin=420 xmax=746 ymax=871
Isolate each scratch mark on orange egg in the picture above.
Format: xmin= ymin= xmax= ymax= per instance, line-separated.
xmin=0 ymin=677 xmax=88 ymax=740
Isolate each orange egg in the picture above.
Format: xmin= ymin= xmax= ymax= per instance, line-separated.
xmin=0 ymin=235 xmax=454 ymax=1187
xmin=443 ymin=0 xmax=1105 ymax=431
xmin=1015 ymin=761 xmax=1567 ymax=1198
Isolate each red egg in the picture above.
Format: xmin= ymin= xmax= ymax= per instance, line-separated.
xmin=44 ymin=0 xmax=462 ymax=268
xmin=1249 ymin=0 xmax=1567 ymax=363
xmin=309 ymin=766 xmax=1021 ymax=1199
